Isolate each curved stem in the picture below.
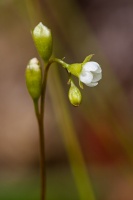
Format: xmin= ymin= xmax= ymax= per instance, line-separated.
xmin=41 ymin=58 xmax=68 ymax=118
xmin=34 ymin=58 xmax=68 ymax=200
xmin=51 ymin=58 xmax=69 ymax=69
xmin=40 ymin=57 xmax=69 ymax=120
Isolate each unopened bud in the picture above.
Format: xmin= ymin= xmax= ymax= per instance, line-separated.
xmin=32 ymin=22 xmax=53 ymax=62
xmin=25 ymin=58 xmax=42 ymax=100
xmin=68 ymin=81 xmax=82 ymax=106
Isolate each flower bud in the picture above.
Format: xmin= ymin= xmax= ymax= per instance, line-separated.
xmin=68 ymin=81 xmax=82 ymax=106
xmin=32 ymin=22 xmax=53 ymax=62
xmin=25 ymin=58 xmax=42 ymax=100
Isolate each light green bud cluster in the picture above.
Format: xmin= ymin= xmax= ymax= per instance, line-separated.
xmin=25 ymin=58 xmax=42 ymax=100
xmin=26 ymin=22 xmax=101 ymax=107
xmin=32 ymin=22 xmax=53 ymax=62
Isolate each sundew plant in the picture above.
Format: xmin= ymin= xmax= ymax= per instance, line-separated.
xmin=25 ymin=22 xmax=102 ymax=200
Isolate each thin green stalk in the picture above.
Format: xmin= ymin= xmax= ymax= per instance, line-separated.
xmin=51 ymin=58 xmax=69 ymax=68
xmin=37 ymin=64 xmax=50 ymax=200
xmin=33 ymin=58 xmax=66 ymax=200
xmin=40 ymin=59 xmax=57 ymax=119
xmin=34 ymin=57 xmax=91 ymax=200
xmin=38 ymin=112 xmax=45 ymax=200
xmin=34 ymin=99 xmax=45 ymax=200
xmin=38 ymin=62 xmax=51 ymax=200
xmin=40 ymin=57 xmax=68 ymax=120
xmin=33 ymin=60 xmax=52 ymax=200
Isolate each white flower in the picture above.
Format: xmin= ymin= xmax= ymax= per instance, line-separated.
xmin=79 ymin=61 xmax=102 ymax=87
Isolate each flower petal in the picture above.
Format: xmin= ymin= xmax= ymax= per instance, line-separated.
xmin=82 ymin=61 xmax=99 ymax=72
xmin=86 ymin=82 xmax=98 ymax=87
xmin=92 ymin=73 xmax=102 ymax=82
xmin=95 ymin=65 xmax=102 ymax=73
xmin=79 ymin=71 xmax=93 ymax=85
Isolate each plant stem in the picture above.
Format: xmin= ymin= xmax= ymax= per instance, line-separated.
xmin=51 ymin=58 xmax=69 ymax=69
xmin=40 ymin=57 xmax=68 ymax=119
xmin=33 ymin=58 xmax=68 ymax=200
xmin=38 ymin=113 xmax=45 ymax=200
xmin=34 ymin=60 xmax=54 ymax=200
xmin=38 ymin=66 xmax=49 ymax=200
xmin=34 ymin=99 xmax=45 ymax=200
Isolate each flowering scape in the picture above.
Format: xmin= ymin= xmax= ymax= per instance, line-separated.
xmin=26 ymin=22 xmax=102 ymax=107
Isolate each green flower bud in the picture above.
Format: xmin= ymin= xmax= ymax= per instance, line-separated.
xmin=32 ymin=22 xmax=53 ymax=62
xmin=25 ymin=58 xmax=42 ymax=100
xmin=68 ymin=81 xmax=82 ymax=106
xmin=67 ymin=63 xmax=82 ymax=77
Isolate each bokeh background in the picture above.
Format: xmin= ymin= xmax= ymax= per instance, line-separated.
xmin=1 ymin=0 xmax=133 ymax=199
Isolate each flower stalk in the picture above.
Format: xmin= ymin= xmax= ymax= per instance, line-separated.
xmin=32 ymin=58 xmax=69 ymax=200
xmin=33 ymin=99 xmax=45 ymax=200
xmin=25 ymin=22 xmax=102 ymax=200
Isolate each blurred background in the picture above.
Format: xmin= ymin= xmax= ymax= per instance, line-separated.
xmin=1 ymin=0 xmax=133 ymax=199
